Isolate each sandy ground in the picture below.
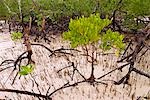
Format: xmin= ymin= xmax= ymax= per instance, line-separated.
xmin=0 ymin=30 xmax=150 ymax=100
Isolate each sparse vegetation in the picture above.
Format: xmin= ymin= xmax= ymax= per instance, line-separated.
xmin=0 ymin=0 xmax=149 ymax=99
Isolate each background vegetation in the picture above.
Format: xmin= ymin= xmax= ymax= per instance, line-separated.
xmin=0 ymin=0 xmax=149 ymax=28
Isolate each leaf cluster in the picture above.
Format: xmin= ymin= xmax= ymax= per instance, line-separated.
xmin=100 ymin=29 xmax=125 ymax=53
xmin=63 ymin=13 xmax=111 ymax=48
xmin=19 ymin=64 xmax=35 ymax=75
xmin=11 ymin=31 xmax=23 ymax=41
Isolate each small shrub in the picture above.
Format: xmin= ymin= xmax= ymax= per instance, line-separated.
xmin=63 ymin=13 xmax=111 ymax=48
xmin=11 ymin=31 xmax=23 ymax=41
xmin=63 ymin=13 xmax=125 ymax=56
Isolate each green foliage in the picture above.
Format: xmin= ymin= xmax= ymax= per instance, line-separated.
xmin=63 ymin=14 xmax=125 ymax=56
xmin=0 ymin=0 xmax=149 ymax=27
xmin=34 ymin=0 xmax=96 ymax=21
xmin=98 ymin=0 xmax=120 ymax=15
xmin=19 ymin=64 xmax=35 ymax=75
xmin=63 ymin=13 xmax=111 ymax=48
xmin=122 ymin=0 xmax=150 ymax=29
xmin=95 ymin=0 xmax=150 ymax=29
xmin=1 ymin=0 xmax=148 ymax=31
xmin=100 ymin=29 xmax=125 ymax=55
xmin=0 ymin=1 xmax=8 ymax=19
xmin=124 ymin=0 xmax=150 ymax=17
xmin=0 ymin=0 xmax=97 ymax=22
xmin=61 ymin=0 xmax=96 ymax=17
xmin=11 ymin=32 xmax=23 ymax=41
xmin=97 ymin=0 xmax=150 ymax=17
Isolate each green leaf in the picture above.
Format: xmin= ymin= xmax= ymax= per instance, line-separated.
xmin=11 ymin=32 xmax=23 ymax=41
xmin=19 ymin=64 xmax=35 ymax=75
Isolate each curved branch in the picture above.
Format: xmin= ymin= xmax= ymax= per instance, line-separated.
xmin=0 ymin=88 xmax=52 ymax=100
